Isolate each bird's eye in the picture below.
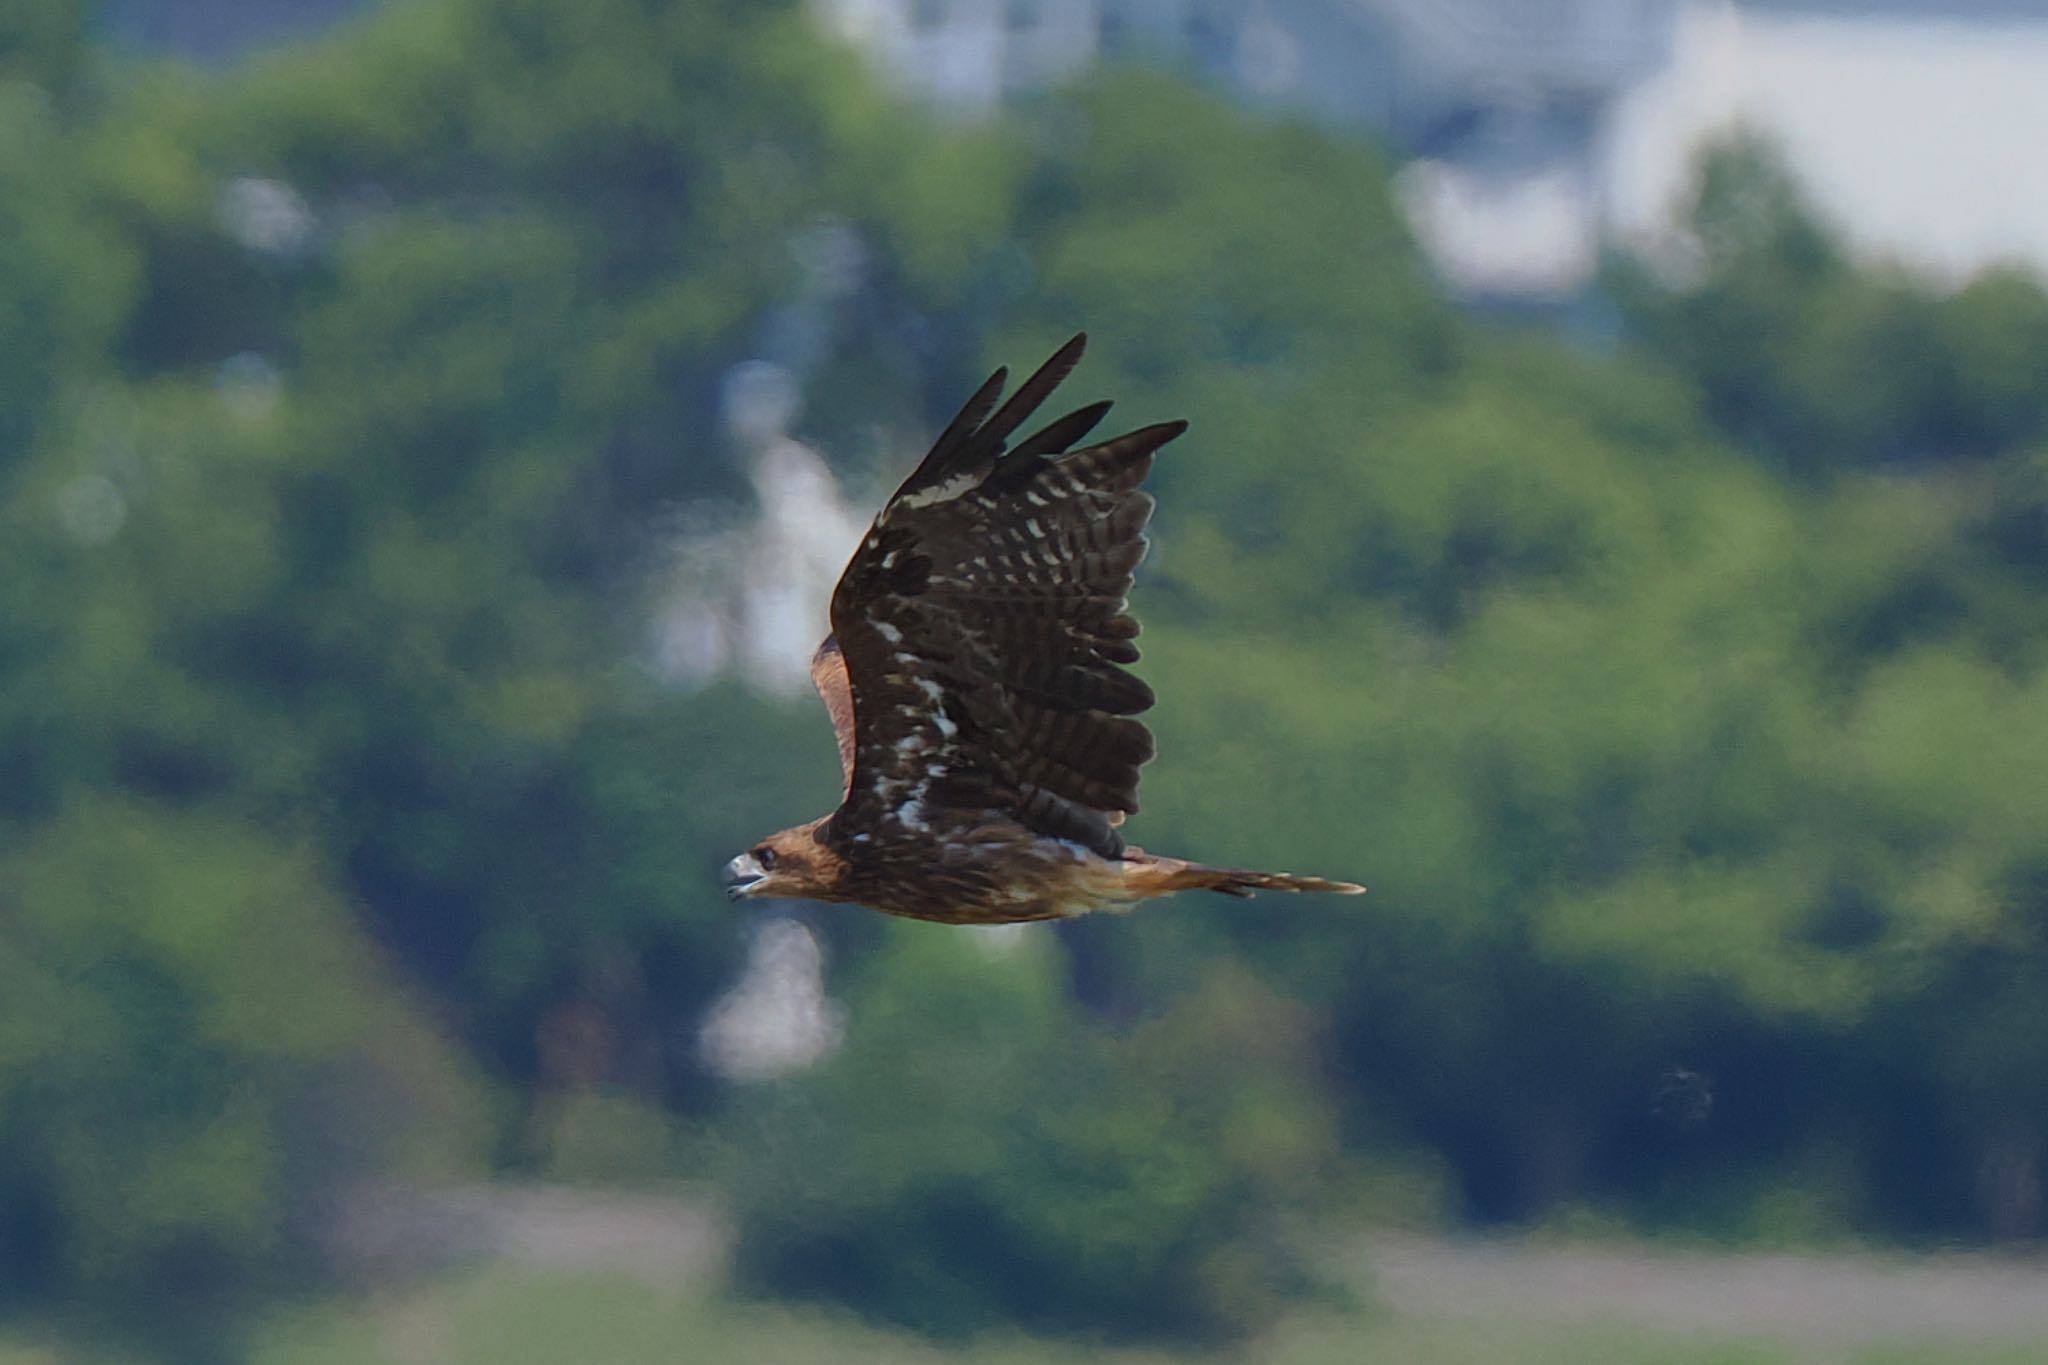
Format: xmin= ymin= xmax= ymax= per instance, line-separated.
xmin=754 ymin=846 xmax=778 ymax=871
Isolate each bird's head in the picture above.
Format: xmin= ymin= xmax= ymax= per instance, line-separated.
xmin=722 ymin=821 xmax=839 ymax=903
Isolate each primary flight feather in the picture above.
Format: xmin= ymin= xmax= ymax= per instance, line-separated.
xmin=722 ymin=334 xmax=1364 ymax=923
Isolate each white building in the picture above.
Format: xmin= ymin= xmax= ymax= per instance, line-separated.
xmin=1611 ymin=2 xmax=2048 ymax=285
xmin=817 ymin=0 xmax=2048 ymax=296
xmin=813 ymin=0 xmax=1679 ymax=294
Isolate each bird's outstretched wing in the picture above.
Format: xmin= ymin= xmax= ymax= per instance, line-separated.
xmin=822 ymin=335 xmax=1184 ymax=858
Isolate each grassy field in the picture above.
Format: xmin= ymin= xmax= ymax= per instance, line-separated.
xmin=7 ymin=1201 xmax=2047 ymax=1365
xmin=0 ymin=1262 xmax=2040 ymax=1364
xmin=225 ymin=1263 xmax=2048 ymax=1365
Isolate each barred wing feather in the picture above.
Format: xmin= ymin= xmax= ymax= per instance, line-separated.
xmin=823 ymin=335 xmax=1185 ymax=859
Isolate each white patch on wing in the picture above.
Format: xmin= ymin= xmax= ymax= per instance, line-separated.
xmin=898 ymin=799 xmax=927 ymax=830
xmin=912 ymin=677 xmax=944 ymax=703
xmin=933 ymin=713 xmax=958 ymax=738
xmin=874 ymin=621 xmax=902 ymax=645
xmin=896 ymin=471 xmax=980 ymax=509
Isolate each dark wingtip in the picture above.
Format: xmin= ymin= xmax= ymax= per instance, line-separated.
xmin=1011 ymin=399 xmax=1115 ymax=461
xmin=983 ymin=334 xmax=1090 ymax=444
xmin=891 ymin=333 xmax=1099 ymax=505
xmin=898 ymin=363 xmax=1009 ymax=495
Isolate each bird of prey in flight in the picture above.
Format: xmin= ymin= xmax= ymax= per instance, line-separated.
xmin=723 ymin=334 xmax=1363 ymax=923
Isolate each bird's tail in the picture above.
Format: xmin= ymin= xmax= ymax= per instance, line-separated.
xmin=1121 ymin=850 xmax=1365 ymax=900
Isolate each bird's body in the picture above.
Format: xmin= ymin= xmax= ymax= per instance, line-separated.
xmin=724 ymin=335 xmax=1363 ymax=923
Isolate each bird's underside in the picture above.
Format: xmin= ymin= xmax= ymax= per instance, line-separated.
xmin=722 ymin=334 xmax=1364 ymax=924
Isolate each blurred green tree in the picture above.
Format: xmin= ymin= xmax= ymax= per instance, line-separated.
xmin=0 ymin=0 xmax=879 ymax=1340
xmin=725 ymin=929 xmax=1339 ymax=1343
xmin=0 ymin=801 xmax=479 ymax=1322
xmin=0 ymin=0 xmax=93 ymax=103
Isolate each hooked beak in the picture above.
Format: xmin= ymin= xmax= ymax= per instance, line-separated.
xmin=723 ymin=852 xmax=767 ymax=901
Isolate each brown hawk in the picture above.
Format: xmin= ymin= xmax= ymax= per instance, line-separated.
xmin=723 ymin=334 xmax=1363 ymax=923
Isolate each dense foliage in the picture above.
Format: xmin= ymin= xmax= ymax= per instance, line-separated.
xmin=725 ymin=942 xmax=1340 ymax=1342
xmin=6 ymin=0 xmax=2048 ymax=1353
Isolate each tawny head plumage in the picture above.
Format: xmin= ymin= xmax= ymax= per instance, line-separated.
xmin=721 ymin=821 xmax=848 ymax=903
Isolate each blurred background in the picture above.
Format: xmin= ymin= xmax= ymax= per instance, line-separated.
xmin=6 ymin=0 xmax=2048 ymax=1361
